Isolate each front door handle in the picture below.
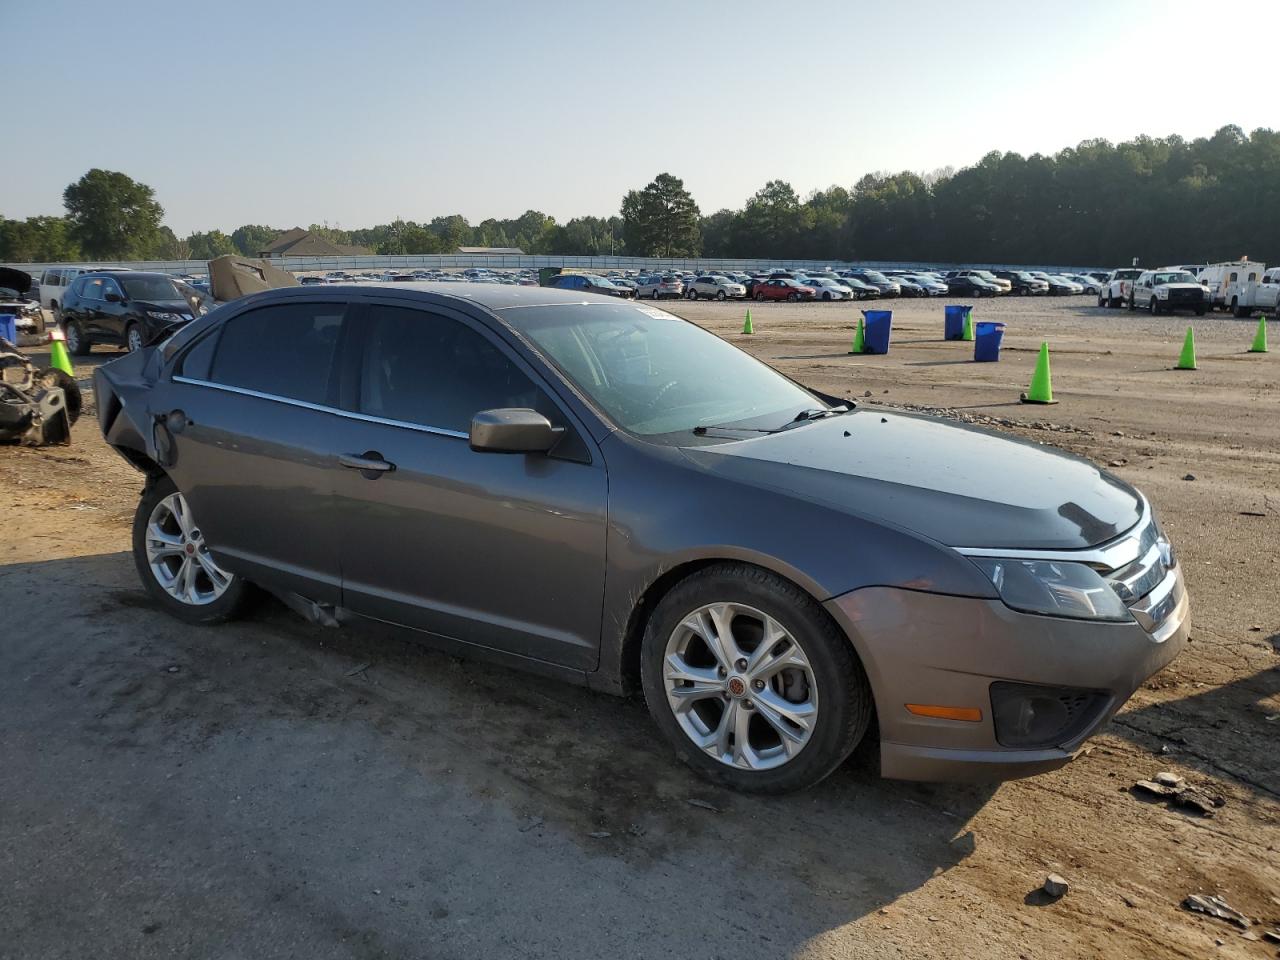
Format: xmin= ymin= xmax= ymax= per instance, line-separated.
xmin=339 ymin=451 xmax=395 ymax=475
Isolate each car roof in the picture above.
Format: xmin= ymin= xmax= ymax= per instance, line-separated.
xmin=239 ymin=280 xmax=631 ymax=312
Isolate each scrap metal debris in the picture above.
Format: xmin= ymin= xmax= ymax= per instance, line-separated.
xmin=1182 ymin=893 xmax=1252 ymax=928
xmin=685 ymin=798 xmax=720 ymax=813
xmin=1132 ymin=771 xmax=1224 ymax=817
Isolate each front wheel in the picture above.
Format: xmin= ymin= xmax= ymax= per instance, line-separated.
xmin=787 ymin=292 xmax=799 ymax=302
xmin=1149 ymin=297 xmax=1160 ymax=315
xmin=755 ymin=293 xmax=766 ymax=302
xmin=640 ymin=563 xmax=872 ymax=794
xmin=132 ymin=476 xmax=254 ymax=625
xmin=1195 ymin=307 xmax=1206 ymax=316
xmin=125 ymin=323 xmax=144 ymax=352
xmin=716 ymin=290 xmax=727 ymax=301
xmin=1128 ymin=296 xmax=1136 ymax=312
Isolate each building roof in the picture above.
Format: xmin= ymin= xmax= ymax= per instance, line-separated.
xmin=260 ymin=228 xmax=371 ymax=258
xmin=456 ymin=246 xmax=525 ymax=255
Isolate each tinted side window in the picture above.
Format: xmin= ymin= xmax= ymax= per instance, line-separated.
xmin=209 ymin=302 xmax=345 ymax=404
xmin=178 ymin=330 xmax=220 ymax=380
xmin=357 ymin=305 xmax=548 ymax=433
xmin=81 ymin=278 xmax=105 ymax=300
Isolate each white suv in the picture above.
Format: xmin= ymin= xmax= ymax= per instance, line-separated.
xmin=685 ymin=275 xmax=746 ymax=300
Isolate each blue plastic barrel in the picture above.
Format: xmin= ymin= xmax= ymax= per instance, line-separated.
xmin=860 ymin=310 xmax=893 ymax=354
xmin=974 ymin=321 xmax=1006 ymax=362
xmin=0 ymin=313 xmax=17 ymax=343
xmin=944 ymin=304 xmax=971 ymax=340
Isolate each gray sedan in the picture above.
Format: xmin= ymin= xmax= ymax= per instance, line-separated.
xmin=96 ymin=284 xmax=1188 ymax=793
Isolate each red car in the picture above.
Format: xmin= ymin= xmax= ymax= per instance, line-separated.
xmin=753 ymin=278 xmax=816 ymax=302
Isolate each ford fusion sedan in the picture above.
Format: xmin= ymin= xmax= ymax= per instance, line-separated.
xmin=96 ymin=284 xmax=1188 ymax=793
xmin=60 ymin=271 xmax=196 ymax=354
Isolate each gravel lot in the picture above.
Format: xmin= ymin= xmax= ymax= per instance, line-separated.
xmin=2 ymin=295 xmax=1277 ymax=959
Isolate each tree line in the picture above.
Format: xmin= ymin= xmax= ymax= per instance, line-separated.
xmin=2 ymin=126 xmax=1276 ymax=268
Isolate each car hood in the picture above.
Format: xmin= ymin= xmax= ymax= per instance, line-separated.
xmin=0 ymin=267 xmax=32 ymax=295
xmin=679 ymin=410 xmax=1142 ymax=550
xmin=134 ymin=298 xmax=193 ymax=313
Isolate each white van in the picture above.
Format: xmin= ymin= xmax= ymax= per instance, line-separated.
xmin=38 ymin=267 xmax=133 ymax=316
xmin=1199 ymin=260 xmax=1265 ymax=312
xmin=1233 ymin=266 xmax=1280 ymax=317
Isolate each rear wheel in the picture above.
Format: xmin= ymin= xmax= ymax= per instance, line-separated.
xmin=132 ymin=476 xmax=253 ymax=625
xmin=64 ymin=319 xmax=91 ymax=356
xmin=1128 ymin=295 xmax=1136 ymax=312
xmin=755 ymin=293 xmax=766 ymax=302
xmin=640 ymin=563 xmax=872 ymax=794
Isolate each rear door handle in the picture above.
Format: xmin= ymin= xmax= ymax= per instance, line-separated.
xmin=339 ymin=452 xmax=395 ymax=474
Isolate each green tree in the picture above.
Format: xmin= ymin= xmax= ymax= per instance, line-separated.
xmin=730 ymin=181 xmax=808 ymax=258
xmin=0 ymin=216 xmax=81 ymax=262
xmin=231 ymin=224 xmax=279 ymax=257
xmin=620 ymin=173 xmax=701 ymax=257
xmin=186 ymin=229 xmax=236 ymax=260
xmin=62 ymin=169 xmax=165 ymax=259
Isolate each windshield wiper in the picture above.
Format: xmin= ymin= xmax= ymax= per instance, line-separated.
xmin=691 ymin=424 xmax=778 ymax=436
xmin=776 ymin=406 xmax=851 ymax=431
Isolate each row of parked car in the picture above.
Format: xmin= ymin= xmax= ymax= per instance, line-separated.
xmin=571 ymin=266 xmax=1109 ymax=302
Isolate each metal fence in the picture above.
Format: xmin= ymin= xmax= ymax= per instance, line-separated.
xmin=3 ymin=253 xmax=1108 ymax=277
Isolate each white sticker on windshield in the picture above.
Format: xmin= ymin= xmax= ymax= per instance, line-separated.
xmin=635 ymin=306 xmax=676 ymax=321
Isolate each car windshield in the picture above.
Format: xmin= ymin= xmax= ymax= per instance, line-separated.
xmin=1155 ymin=272 xmax=1197 ymax=284
xmin=860 ymin=271 xmax=889 ymax=283
xmin=120 ymin=276 xmax=183 ymax=301
xmin=512 ymin=301 xmax=822 ymax=437
xmin=588 ymin=277 xmax=617 ymax=288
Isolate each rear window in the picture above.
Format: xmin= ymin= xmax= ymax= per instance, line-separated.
xmin=208 ymin=302 xmax=345 ymax=404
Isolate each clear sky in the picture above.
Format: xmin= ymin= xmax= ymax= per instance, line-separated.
xmin=4 ymin=0 xmax=1274 ymax=235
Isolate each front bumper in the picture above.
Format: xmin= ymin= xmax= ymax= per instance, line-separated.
xmin=824 ymin=565 xmax=1189 ymax=782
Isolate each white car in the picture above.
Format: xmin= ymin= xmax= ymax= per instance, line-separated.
xmin=904 ymin=274 xmax=948 ymax=296
xmin=1067 ymin=274 xmax=1103 ymax=295
xmin=808 ymin=278 xmax=855 ymax=301
xmin=686 ymin=275 xmax=746 ymax=300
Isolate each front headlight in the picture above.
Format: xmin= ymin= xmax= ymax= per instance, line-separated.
xmin=970 ymin=557 xmax=1132 ymax=622
xmin=146 ymin=310 xmax=184 ymax=321
xmin=1156 ymin=288 xmax=1169 ymax=299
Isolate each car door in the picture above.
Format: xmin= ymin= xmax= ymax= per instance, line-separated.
xmin=75 ymin=277 xmax=106 ymax=336
xmin=155 ymin=296 xmax=354 ymax=602
xmin=99 ymin=276 xmax=128 ymax=344
xmin=328 ymin=298 xmax=608 ymax=670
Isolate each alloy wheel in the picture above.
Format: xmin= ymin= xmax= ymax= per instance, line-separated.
xmin=144 ymin=492 xmax=234 ymax=605
xmin=662 ymin=602 xmax=818 ymax=771
xmin=64 ymin=322 xmax=80 ymax=354
xmin=127 ymin=326 xmax=144 ymax=352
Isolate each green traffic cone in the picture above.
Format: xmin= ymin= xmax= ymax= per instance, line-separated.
xmin=848 ymin=316 xmax=865 ymax=355
xmin=1248 ymin=316 xmax=1268 ymax=353
xmin=1175 ymin=326 xmax=1197 ymax=370
xmin=961 ymin=306 xmax=975 ymax=341
xmin=1020 ymin=342 xmax=1057 ymax=404
xmin=48 ymin=331 xmax=74 ymax=376
xmin=742 ymin=308 xmax=753 ymax=335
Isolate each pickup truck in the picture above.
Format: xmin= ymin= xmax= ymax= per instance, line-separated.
xmin=1127 ymin=269 xmax=1207 ymax=315
xmin=1229 ymin=266 xmax=1280 ymax=317
xmin=1099 ymin=268 xmax=1143 ymax=308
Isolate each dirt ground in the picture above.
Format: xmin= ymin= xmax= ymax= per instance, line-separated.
xmin=2 ymin=296 xmax=1277 ymax=960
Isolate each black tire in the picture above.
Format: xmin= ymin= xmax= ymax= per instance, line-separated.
xmin=132 ymin=475 xmax=254 ymax=625
xmin=125 ymin=322 xmax=144 ymax=353
xmin=787 ymin=292 xmax=799 ymax=302
xmin=1097 ymin=295 xmax=1106 ymax=308
xmin=755 ymin=293 xmax=765 ymax=302
xmin=716 ymin=290 xmax=726 ymax=301
xmin=1195 ymin=307 xmax=1206 ymax=317
xmin=38 ymin=368 xmax=82 ymax=424
xmin=640 ymin=563 xmax=872 ymax=794
xmin=1128 ymin=295 xmax=1136 ymax=312
xmin=822 ymin=292 xmax=832 ymax=301
xmin=64 ymin=319 xmax=91 ymax=356
xmin=1149 ymin=297 xmax=1159 ymax=315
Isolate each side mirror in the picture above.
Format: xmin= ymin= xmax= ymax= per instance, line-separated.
xmin=469 ymin=408 xmax=562 ymax=454
xmin=105 ymin=292 xmax=122 ymax=303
